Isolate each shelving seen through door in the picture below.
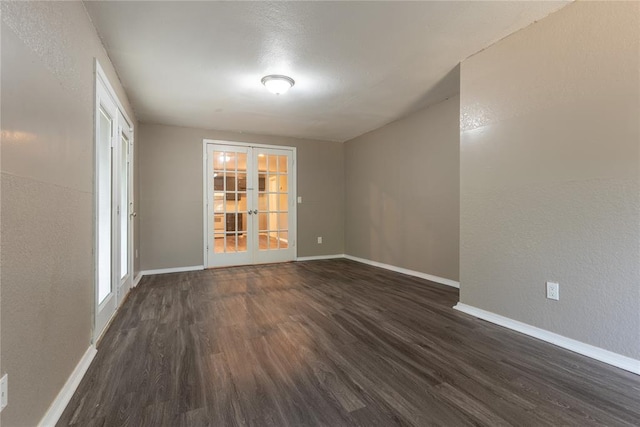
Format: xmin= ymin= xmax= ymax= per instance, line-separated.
xmin=204 ymin=141 xmax=296 ymax=268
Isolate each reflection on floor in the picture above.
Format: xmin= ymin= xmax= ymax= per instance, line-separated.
xmin=214 ymin=233 xmax=288 ymax=253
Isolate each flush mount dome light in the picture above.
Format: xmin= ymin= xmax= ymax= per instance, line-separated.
xmin=261 ymin=75 xmax=295 ymax=95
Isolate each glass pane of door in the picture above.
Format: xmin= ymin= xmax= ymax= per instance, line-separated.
xmin=97 ymin=107 xmax=112 ymax=304
xmin=120 ymin=133 xmax=129 ymax=280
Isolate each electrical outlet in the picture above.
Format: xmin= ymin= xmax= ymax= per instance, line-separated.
xmin=546 ymin=282 xmax=560 ymax=301
xmin=297 ymin=196 xmax=303 ymax=204
xmin=317 ymin=236 xmax=323 ymax=244
xmin=1 ymin=374 xmax=8 ymax=411
xmin=135 ymin=249 xmax=139 ymax=259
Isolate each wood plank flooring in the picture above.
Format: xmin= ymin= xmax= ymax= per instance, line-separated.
xmin=58 ymin=259 xmax=640 ymax=426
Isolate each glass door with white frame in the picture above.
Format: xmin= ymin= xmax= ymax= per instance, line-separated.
xmin=205 ymin=142 xmax=296 ymax=268
xmin=253 ymin=148 xmax=295 ymax=264
xmin=94 ymin=63 xmax=135 ymax=341
xmin=206 ymin=144 xmax=253 ymax=267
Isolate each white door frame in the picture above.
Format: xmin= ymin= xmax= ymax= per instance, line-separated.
xmin=94 ymin=60 xmax=135 ymax=342
xmin=202 ymin=139 xmax=297 ymax=268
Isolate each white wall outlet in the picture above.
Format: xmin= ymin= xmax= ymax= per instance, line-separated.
xmin=297 ymin=196 xmax=303 ymax=204
xmin=546 ymin=281 xmax=560 ymax=301
xmin=317 ymin=236 xmax=323 ymax=244
xmin=135 ymin=249 xmax=139 ymax=259
xmin=1 ymin=374 xmax=8 ymax=411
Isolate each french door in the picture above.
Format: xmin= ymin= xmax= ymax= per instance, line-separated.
xmin=95 ymin=63 xmax=134 ymax=341
xmin=204 ymin=141 xmax=296 ymax=268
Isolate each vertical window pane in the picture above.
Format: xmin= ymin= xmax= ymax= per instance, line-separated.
xmin=258 ymin=194 xmax=267 ymax=211
xmin=237 ymin=192 xmax=247 ymax=211
xmin=214 ymin=151 xmax=225 ymax=170
xmin=237 ymin=173 xmax=247 ymax=191
xmin=258 ymin=213 xmax=268 ymax=231
xmin=268 ymin=193 xmax=278 ymax=212
xmin=214 ymin=174 xmax=224 ymax=191
xmin=259 ymin=174 xmax=267 ymax=192
xmin=278 ymin=213 xmax=288 ymax=230
xmin=213 ymin=194 xmax=224 ymax=212
xmin=278 ymin=175 xmax=288 ymax=192
xmin=280 ymin=231 xmax=289 ymax=249
xmin=269 ymin=232 xmax=278 ymax=249
xmin=278 ymin=155 xmax=288 ymax=173
xmin=214 ymin=233 xmax=225 ymax=253
xmin=120 ymin=135 xmax=129 ymax=280
xmin=268 ymin=155 xmax=277 ymax=172
xmin=214 ymin=214 xmax=225 ymax=233
xmin=227 ymin=173 xmax=236 ymax=191
xmin=238 ymin=213 xmax=247 ymax=233
xmin=278 ymin=194 xmax=288 ymax=212
xmin=267 ymin=175 xmax=278 ymax=192
xmin=257 ymin=154 xmax=267 ymax=172
xmin=227 ymin=233 xmax=237 ymax=253
xmin=226 ymin=152 xmax=237 ymax=170
xmin=98 ymin=108 xmax=112 ymax=304
xmin=237 ymin=153 xmax=247 ymax=172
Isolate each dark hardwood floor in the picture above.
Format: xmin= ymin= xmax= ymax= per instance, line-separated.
xmin=58 ymin=259 xmax=640 ymax=426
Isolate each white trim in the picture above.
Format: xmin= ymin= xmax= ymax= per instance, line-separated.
xmin=454 ymin=303 xmax=640 ymax=376
xmin=344 ymin=254 xmax=460 ymax=288
xmin=140 ymin=265 xmax=205 ymax=276
xmin=38 ymin=346 xmax=97 ymax=427
xmin=203 ymin=138 xmax=295 ymax=151
xmin=133 ymin=273 xmax=143 ymax=287
xmin=296 ymin=254 xmax=346 ymax=261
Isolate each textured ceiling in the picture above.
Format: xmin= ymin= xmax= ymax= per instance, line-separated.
xmin=85 ymin=1 xmax=569 ymax=142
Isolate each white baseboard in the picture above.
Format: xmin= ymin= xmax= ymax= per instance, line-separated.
xmin=344 ymin=254 xmax=460 ymax=289
xmin=140 ymin=265 xmax=204 ymax=276
xmin=296 ymin=254 xmax=346 ymax=261
xmin=454 ymin=303 xmax=640 ymax=376
xmin=133 ymin=272 xmax=143 ymax=287
xmin=38 ymin=346 xmax=97 ymax=427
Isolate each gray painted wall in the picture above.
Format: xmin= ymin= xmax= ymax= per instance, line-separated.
xmin=459 ymin=1 xmax=640 ymax=359
xmin=1 ymin=2 xmax=138 ymax=425
xmin=138 ymin=123 xmax=344 ymax=270
xmin=344 ymin=96 xmax=460 ymax=282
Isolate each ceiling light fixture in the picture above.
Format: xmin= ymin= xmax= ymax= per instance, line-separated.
xmin=261 ymin=75 xmax=295 ymax=95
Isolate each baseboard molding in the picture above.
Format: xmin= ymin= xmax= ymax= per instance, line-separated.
xmin=133 ymin=272 xmax=143 ymax=287
xmin=38 ymin=346 xmax=97 ymax=427
xmin=296 ymin=254 xmax=346 ymax=261
xmin=140 ymin=265 xmax=204 ymax=276
xmin=344 ymin=254 xmax=460 ymax=289
xmin=454 ymin=303 xmax=640 ymax=376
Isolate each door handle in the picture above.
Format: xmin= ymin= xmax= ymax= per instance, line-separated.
xmin=247 ymin=210 xmax=253 ymax=215
xmin=130 ymin=212 xmax=137 ymax=218
xmin=253 ymin=209 xmax=258 ymax=215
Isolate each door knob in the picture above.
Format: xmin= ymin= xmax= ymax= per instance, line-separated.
xmin=130 ymin=212 xmax=137 ymax=218
xmin=253 ymin=209 xmax=258 ymax=215
xmin=247 ymin=210 xmax=253 ymax=215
